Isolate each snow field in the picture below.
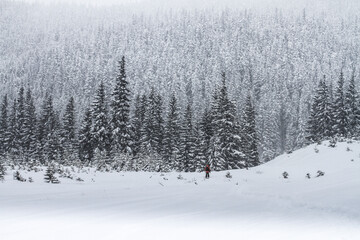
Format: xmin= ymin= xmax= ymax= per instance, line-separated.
xmin=1 ymin=141 xmax=360 ymax=239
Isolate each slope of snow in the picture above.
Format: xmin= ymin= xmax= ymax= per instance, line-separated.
xmin=1 ymin=140 xmax=360 ymax=240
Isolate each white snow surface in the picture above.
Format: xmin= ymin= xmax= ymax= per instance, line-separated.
xmin=1 ymin=141 xmax=360 ymax=240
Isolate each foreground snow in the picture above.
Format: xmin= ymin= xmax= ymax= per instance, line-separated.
xmin=1 ymin=141 xmax=360 ymax=240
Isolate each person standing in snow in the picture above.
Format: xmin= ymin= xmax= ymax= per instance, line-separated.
xmin=205 ymin=164 xmax=211 ymax=179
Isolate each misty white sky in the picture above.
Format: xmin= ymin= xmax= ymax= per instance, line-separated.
xmin=13 ymin=0 xmax=360 ymax=15
xmin=23 ymin=0 xmax=143 ymax=6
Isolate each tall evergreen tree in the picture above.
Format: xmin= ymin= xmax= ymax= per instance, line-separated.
xmin=16 ymin=87 xmax=26 ymax=156
xmin=141 ymin=88 xmax=164 ymax=155
xmin=39 ymin=95 xmax=61 ymax=162
xmin=200 ymin=108 xmax=213 ymax=164
xmin=0 ymin=95 xmax=9 ymax=155
xmin=132 ymin=95 xmax=147 ymax=156
xmin=91 ymin=82 xmax=111 ymax=160
xmin=8 ymin=100 xmax=18 ymax=158
xmin=23 ymin=89 xmax=37 ymax=160
xmin=179 ymin=102 xmax=196 ymax=172
xmin=164 ymin=93 xmax=181 ymax=170
xmin=242 ymin=94 xmax=260 ymax=167
xmin=79 ymin=108 xmax=93 ymax=163
xmin=344 ymin=73 xmax=360 ymax=137
xmin=306 ymin=77 xmax=332 ymax=142
xmin=111 ymin=56 xmax=132 ymax=154
xmin=62 ymin=96 xmax=76 ymax=163
xmin=154 ymin=94 xmax=164 ymax=155
xmin=332 ymin=71 xmax=347 ymax=137
xmin=193 ymin=124 xmax=207 ymax=172
xmin=209 ymin=73 xmax=246 ymax=170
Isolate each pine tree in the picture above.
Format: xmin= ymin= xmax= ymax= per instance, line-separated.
xmin=332 ymin=71 xmax=348 ymax=137
xmin=179 ymin=102 xmax=196 ymax=172
xmin=23 ymin=89 xmax=37 ymax=161
xmin=16 ymin=87 xmax=26 ymax=157
xmin=154 ymin=94 xmax=164 ymax=155
xmin=39 ymin=95 xmax=61 ymax=163
xmin=209 ymin=73 xmax=246 ymax=170
xmin=91 ymin=82 xmax=111 ymax=162
xmin=141 ymin=88 xmax=164 ymax=155
xmin=62 ymin=97 xmax=77 ymax=163
xmin=78 ymin=108 xmax=93 ymax=163
xmin=111 ymin=56 xmax=132 ymax=154
xmin=193 ymin=124 xmax=207 ymax=172
xmin=344 ymin=73 xmax=360 ymax=137
xmin=8 ymin=100 xmax=18 ymax=159
xmin=0 ymin=95 xmax=9 ymax=155
xmin=306 ymin=77 xmax=332 ymax=142
xmin=164 ymin=93 xmax=181 ymax=170
xmin=242 ymin=94 xmax=260 ymax=167
xmin=132 ymin=95 xmax=147 ymax=156
xmin=200 ymin=108 xmax=213 ymax=164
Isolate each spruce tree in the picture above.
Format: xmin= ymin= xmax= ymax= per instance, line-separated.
xmin=332 ymin=71 xmax=347 ymax=137
xmin=200 ymin=108 xmax=213 ymax=164
xmin=0 ymin=95 xmax=9 ymax=155
xmin=179 ymin=102 xmax=195 ymax=172
xmin=132 ymin=95 xmax=147 ymax=156
xmin=78 ymin=108 xmax=93 ymax=163
xmin=344 ymin=73 xmax=360 ymax=137
xmin=307 ymin=77 xmax=332 ymax=142
xmin=23 ymin=89 xmax=37 ymax=161
xmin=141 ymin=88 xmax=164 ymax=155
xmin=39 ymin=95 xmax=61 ymax=163
xmin=242 ymin=94 xmax=260 ymax=167
xmin=193 ymin=124 xmax=207 ymax=172
xmin=8 ymin=100 xmax=18 ymax=159
xmin=16 ymin=87 xmax=26 ymax=156
xmin=111 ymin=57 xmax=132 ymax=154
xmin=44 ymin=165 xmax=60 ymax=184
xmin=209 ymin=73 xmax=246 ymax=170
xmin=164 ymin=93 xmax=181 ymax=170
xmin=62 ymin=97 xmax=76 ymax=163
xmin=154 ymin=94 xmax=164 ymax=155
xmin=91 ymin=82 xmax=111 ymax=162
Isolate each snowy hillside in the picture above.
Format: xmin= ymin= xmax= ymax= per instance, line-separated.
xmin=1 ymin=140 xmax=360 ymax=240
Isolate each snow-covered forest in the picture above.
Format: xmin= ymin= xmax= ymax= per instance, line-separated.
xmin=1 ymin=0 xmax=360 ymax=170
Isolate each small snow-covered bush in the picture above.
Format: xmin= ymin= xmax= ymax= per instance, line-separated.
xmin=314 ymin=147 xmax=319 ymax=153
xmin=13 ymin=171 xmax=26 ymax=182
xmin=346 ymin=147 xmax=351 ymax=152
xmin=76 ymin=177 xmax=84 ymax=182
xmin=0 ymin=164 xmax=6 ymax=182
xmin=177 ymin=174 xmax=183 ymax=180
xmin=28 ymin=177 xmax=34 ymax=183
xmin=59 ymin=168 xmax=73 ymax=179
xmin=329 ymin=138 xmax=336 ymax=148
xmin=306 ymin=173 xmax=311 ymax=179
xmin=225 ymin=172 xmax=232 ymax=178
xmin=316 ymin=170 xmax=325 ymax=177
xmin=44 ymin=166 xmax=60 ymax=184
xmin=282 ymin=171 xmax=289 ymax=179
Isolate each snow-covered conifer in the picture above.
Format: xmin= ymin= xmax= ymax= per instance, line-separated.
xmin=332 ymin=71 xmax=348 ymax=137
xmin=91 ymin=82 xmax=111 ymax=163
xmin=344 ymin=73 xmax=360 ymax=137
xmin=78 ymin=108 xmax=93 ymax=163
xmin=111 ymin=57 xmax=132 ymax=154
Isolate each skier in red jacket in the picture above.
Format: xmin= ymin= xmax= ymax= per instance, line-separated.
xmin=205 ymin=164 xmax=211 ymax=179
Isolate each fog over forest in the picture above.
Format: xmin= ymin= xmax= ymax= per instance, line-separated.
xmin=1 ymin=0 xmax=360 ymax=163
